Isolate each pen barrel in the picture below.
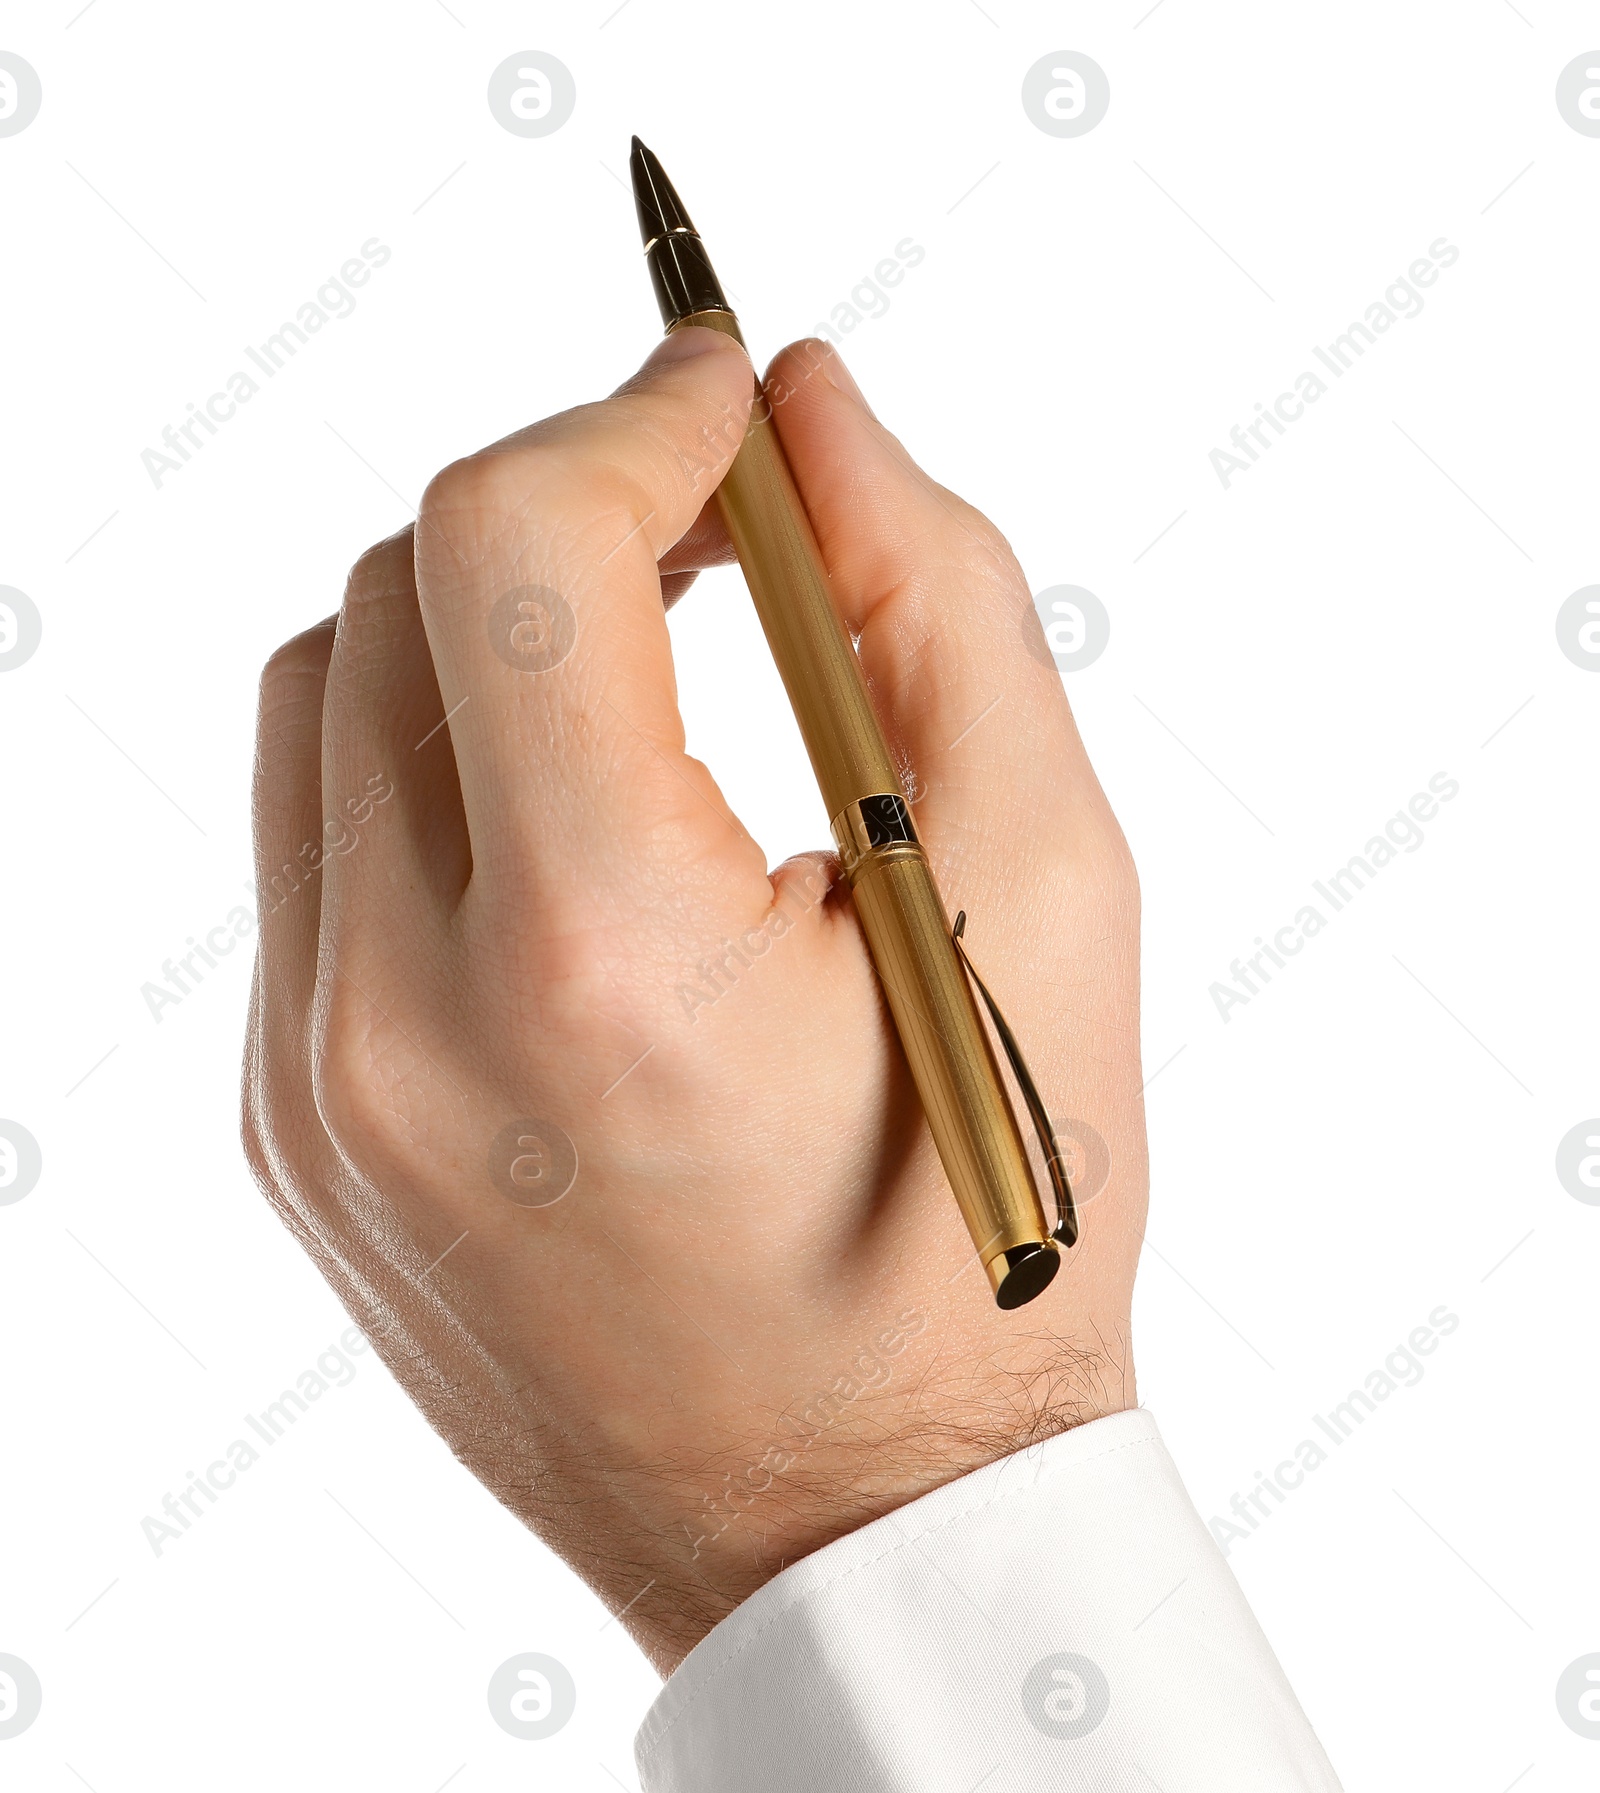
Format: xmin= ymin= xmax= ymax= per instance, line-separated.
xmin=702 ymin=343 xmax=900 ymax=816
xmin=683 ymin=312 xmax=1057 ymax=1305
xmin=844 ymin=843 xmax=1057 ymax=1302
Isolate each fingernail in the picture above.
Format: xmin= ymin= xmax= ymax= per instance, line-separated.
xmin=645 ymin=324 xmax=741 ymax=368
xmin=820 ymin=346 xmax=875 ymax=417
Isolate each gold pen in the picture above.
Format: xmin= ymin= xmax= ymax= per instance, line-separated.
xmin=629 ymin=139 xmax=1076 ymax=1307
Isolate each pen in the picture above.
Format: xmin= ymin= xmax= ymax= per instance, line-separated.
xmin=629 ymin=138 xmax=1076 ymax=1308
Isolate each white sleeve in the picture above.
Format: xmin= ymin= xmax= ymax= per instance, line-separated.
xmin=634 ymin=1406 xmax=1342 ymax=1792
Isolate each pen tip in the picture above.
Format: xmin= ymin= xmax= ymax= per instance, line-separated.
xmin=628 ymin=137 xmax=732 ymax=325
xmin=629 ymin=135 xmax=695 ymax=247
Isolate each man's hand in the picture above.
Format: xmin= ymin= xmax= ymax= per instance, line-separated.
xmin=243 ymin=325 xmax=1147 ymax=1672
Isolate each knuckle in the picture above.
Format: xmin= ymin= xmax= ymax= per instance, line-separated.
xmin=310 ymin=986 xmax=409 ymax=1163
xmin=343 ymin=527 xmax=415 ymax=605
xmin=1085 ymin=815 xmax=1140 ymax=912
xmin=418 ymin=433 xmax=659 ymax=577
xmin=239 ymin=1080 xmax=277 ymax=1199
xmin=1034 ymin=801 xmax=1139 ymax=922
xmin=258 ymin=618 xmax=335 ymax=712
xmin=241 ymin=1027 xmax=323 ymax=1241
xmin=418 ymin=447 xmax=533 ymax=554
xmin=949 ymin=499 xmax=1016 ymax=572
xmin=1109 ymin=830 xmax=1140 ymax=904
xmin=241 ymin=1106 xmax=309 ymax=1241
xmin=769 ymin=336 xmax=832 ymax=392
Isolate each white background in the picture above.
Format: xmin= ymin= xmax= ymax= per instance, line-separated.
xmin=2 ymin=2 xmax=1596 ymax=1788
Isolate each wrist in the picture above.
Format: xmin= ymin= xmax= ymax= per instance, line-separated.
xmin=607 ymin=1327 xmax=1135 ymax=1673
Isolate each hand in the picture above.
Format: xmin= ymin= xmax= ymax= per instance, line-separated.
xmin=243 ymin=326 xmax=1147 ymax=1672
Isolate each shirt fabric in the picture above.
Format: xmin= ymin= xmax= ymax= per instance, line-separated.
xmin=635 ymin=1406 xmax=1343 ymax=1791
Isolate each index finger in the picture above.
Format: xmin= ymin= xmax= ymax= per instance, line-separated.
xmin=411 ymin=326 xmax=758 ymax=908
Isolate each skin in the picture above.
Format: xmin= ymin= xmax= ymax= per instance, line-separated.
xmin=243 ymin=326 xmax=1148 ymax=1674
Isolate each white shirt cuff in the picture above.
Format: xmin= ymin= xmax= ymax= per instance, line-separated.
xmin=635 ymin=1406 xmax=1342 ymax=1792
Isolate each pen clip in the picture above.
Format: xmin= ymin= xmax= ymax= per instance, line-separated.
xmin=952 ymin=911 xmax=1079 ymax=1249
